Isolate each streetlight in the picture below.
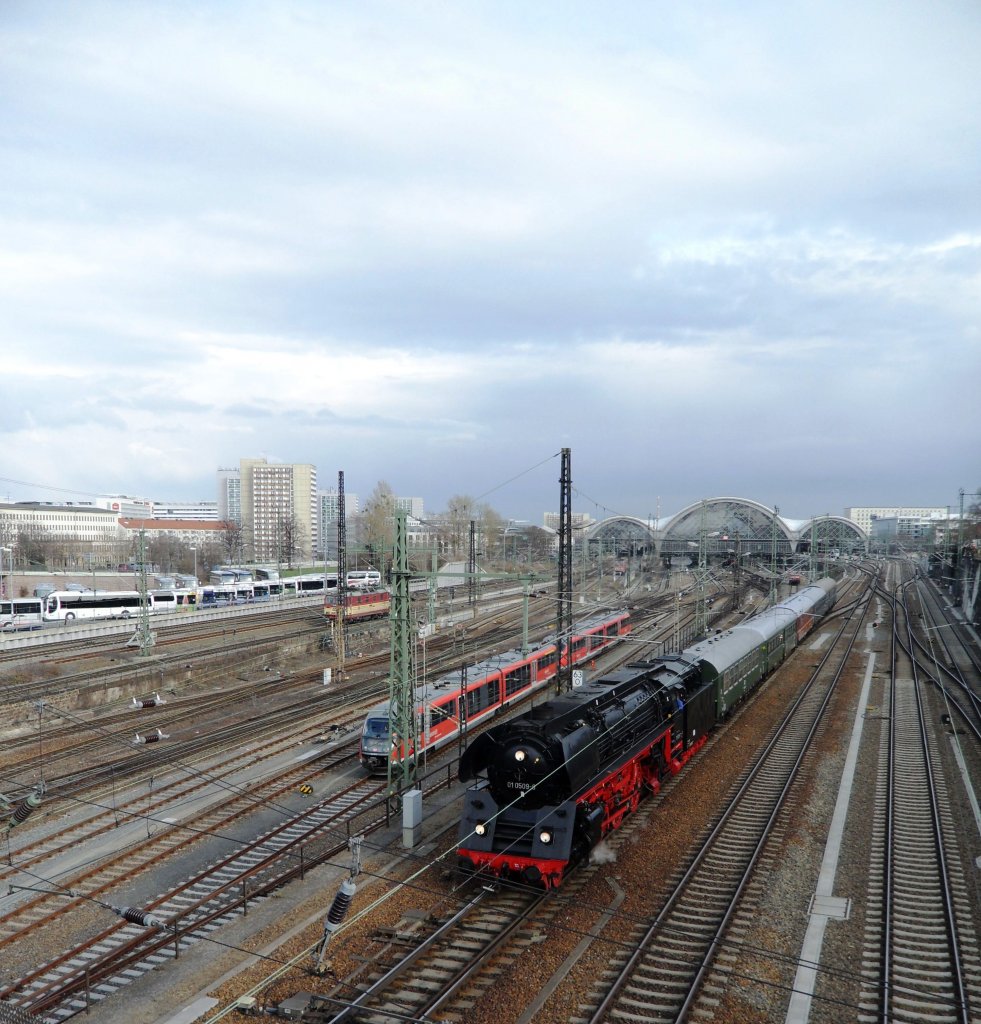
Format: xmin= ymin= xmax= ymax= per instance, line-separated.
xmin=190 ymin=547 xmax=197 ymax=584
xmin=0 ymin=546 xmax=11 ymax=602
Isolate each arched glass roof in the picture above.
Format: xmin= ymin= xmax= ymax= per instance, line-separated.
xmin=582 ymin=498 xmax=869 ymax=561
xmin=585 ymin=516 xmax=654 ymax=554
xmin=659 ymin=497 xmax=792 ymax=558
xmin=796 ymin=515 xmax=868 ymax=554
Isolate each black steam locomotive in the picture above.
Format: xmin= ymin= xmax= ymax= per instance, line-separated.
xmin=457 ymin=578 xmax=837 ymax=889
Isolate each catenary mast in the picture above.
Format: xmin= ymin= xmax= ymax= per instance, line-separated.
xmin=556 ymin=448 xmax=572 ymax=692
xmin=334 ymin=471 xmax=347 ymax=675
xmin=387 ymin=509 xmax=416 ymax=793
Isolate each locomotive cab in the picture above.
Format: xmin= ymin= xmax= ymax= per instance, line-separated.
xmin=359 ymin=715 xmax=390 ymax=772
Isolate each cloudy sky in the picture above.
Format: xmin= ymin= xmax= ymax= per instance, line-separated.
xmin=2 ymin=1 xmax=978 ymax=524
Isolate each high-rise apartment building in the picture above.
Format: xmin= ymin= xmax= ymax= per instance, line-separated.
xmin=542 ymin=511 xmax=594 ymax=532
xmin=394 ymin=496 xmax=424 ymax=519
xmin=238 ymin=458 xmax=317 ymax=562
xmin=320 ymin=488 xmax=361 ymax=524
xmin=318 ymin=488 xmax=360 ymax=557
xmin=217 ymin=468 xmax=242 ymax=525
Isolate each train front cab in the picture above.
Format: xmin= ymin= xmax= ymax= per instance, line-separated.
xmin=457 ymin=786 xmax=578 ymax=889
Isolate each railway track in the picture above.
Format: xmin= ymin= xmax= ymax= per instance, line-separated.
xmin=0 ymin=577 xmax=767 ymax=1022
xmin=153 ymin=564 xmax=980 ymax=1024
xmin=0 ymin=602 xmax=564 ymax=807
xmin=856 ymin=580 xmax=980 ymax=1023
xmin=0 ymin=601 xmax=643 ymax=1019
xmin=572 ymin=577 xmax=873 ymax=1023
xmin=320 ymin=885 xmax=548 ymax=1023
xmin=0 ymin=772 xmax=414 ymax=1021
xmin=0 ymin=720 xmax=366 ymax=923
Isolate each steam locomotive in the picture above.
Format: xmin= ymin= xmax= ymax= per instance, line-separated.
xmin=457 ymin=578 xmax=837 ymax=889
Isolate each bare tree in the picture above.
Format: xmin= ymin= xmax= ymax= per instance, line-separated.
xmin=147 ymin=535 xmax=184 ymax=575
xmin=478 ymin=503 xmax=506 ymax=560
xmin=442 ymin=494 xmax=477 ymax=558
xmin=220 ymin=523 xmax=245 ymax=565
xmin=361 ymin=481 xmax=396 ymax=566
xmin=277 ymin=513 xmax=304 ymax=568
xmin=526 ymin=526 xmax=553 ymax=562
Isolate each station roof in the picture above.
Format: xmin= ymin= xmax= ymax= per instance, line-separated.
xmin=584 ymin=497 xmax=867 ymax=554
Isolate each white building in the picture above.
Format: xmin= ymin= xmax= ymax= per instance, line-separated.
xmin=394 ymin=496 xmax=424 ymax=519
xmin=0 ymin=501 xmax=124 ymax=564
xmin=217 ymin=468 xmax=242 ymax=525
xmin=844 ymin=506 xmax=947 ymax=534
xmin=152 ymin=501 xmax=219 ymax=521
xmin=239 ymin=457 xmax=318 ymax=562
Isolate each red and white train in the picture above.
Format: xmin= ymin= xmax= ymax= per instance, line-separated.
xmin=324 ymin=590 xmax=392 ymax=623
xmin=358 ymin=611 xmax=631 ymax=773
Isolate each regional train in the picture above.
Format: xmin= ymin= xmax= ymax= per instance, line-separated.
xmin=358 ymin=611 xmax=632 ymax=773
xmin=457 ymin=578 xmax=837 ymax=889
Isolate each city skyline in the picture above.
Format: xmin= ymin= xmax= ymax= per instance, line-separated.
xmin=2 ymin=3 xmax=978 ymax=521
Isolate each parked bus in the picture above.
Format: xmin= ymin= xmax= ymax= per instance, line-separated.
xmin=44 ymin=590 xmax=145 ymax=622
xmin=346 ymin=570 xmax=382 ymax=590
xmin=282 ymin=574 xmax=337 ymax=596
xmin=148 ymin=589 xmax=197 ymax=613
xmin=198 ymin=582 xmax=254 ymax=606
xmin=1 ymin=598 xmax=45 ymax=631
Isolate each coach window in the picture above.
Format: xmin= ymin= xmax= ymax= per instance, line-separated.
xmin=504 ymin=664 xmax=530 ymax=696
xmin=430 ymin=699 xmax=457 ymax=725
xmin=467 ymin=684 xmax=490 ymax=716
xmin=503 ymin=671 xmax=518 ymax=697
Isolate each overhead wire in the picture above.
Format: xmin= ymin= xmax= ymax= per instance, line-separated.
xmin=3 ymin=690 xmax=956 ymax=1019
xmin=5 ymin=576 xmax=932 ymax=1018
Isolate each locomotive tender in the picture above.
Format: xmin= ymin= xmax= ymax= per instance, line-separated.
xmin=457 ymin=578 xmax=837 ymax=889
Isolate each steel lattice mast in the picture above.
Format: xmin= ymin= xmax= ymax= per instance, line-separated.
xmin=387 ymin=509 xmax=416 ymax=794
xmin=556 ymin=448 xmax=573 ymax=692
xmin=334 ymin=471 xmax=347 ymax=675
xmin=129 ymin=528 xmax=155 ymax=655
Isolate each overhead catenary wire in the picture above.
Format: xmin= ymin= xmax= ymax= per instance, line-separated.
xmin=7 ymin=845 xmax=940 ymax=1024
xmin=5 ymin=582 xmax=926 ymax=1017
xmin=3 ymin=698 xmax=959 ymax=1021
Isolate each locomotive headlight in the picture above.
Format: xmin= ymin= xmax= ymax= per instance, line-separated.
xmin=514 ymin=749 xmax=526 ymax=762
xmin=539 ymin=829 xmax=552 ymax=845
xmin=474 ymin=822 xmax=487 ymax=836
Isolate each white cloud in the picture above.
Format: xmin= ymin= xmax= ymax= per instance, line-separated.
xmin=1 ymin=1 xmax=979 ymax=516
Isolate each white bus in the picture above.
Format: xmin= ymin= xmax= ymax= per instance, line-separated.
xmin=1 ymin=598 xmax=45 ymax=631
xmin=282 ymin=574 xmax=337 ymax=597
xmin=148 ymin=589 xmax=197 ymax=613
xmin=346 ymin=570 xmax=382 ymax=590
xmin=44 ymin=590 xmax=146 ymax=622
